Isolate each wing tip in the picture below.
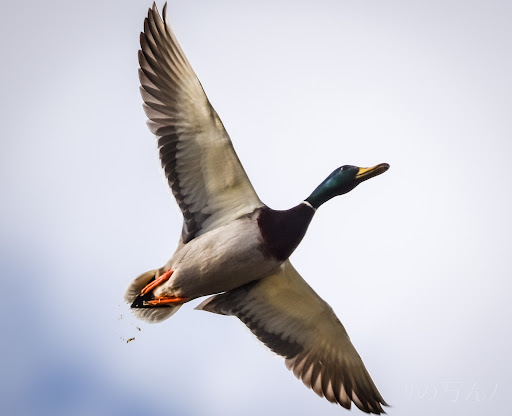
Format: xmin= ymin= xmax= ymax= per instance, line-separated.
xmin=285 ymin=353 xmax=388 ymax=414
xmin=148 ymin=2 xmax=169 ymax=29
xmin=162 ymin=2 xmax=168 ymax=20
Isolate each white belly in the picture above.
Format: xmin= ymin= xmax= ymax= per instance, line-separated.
xmin=154 ymin=216 xmax=281 ymax=299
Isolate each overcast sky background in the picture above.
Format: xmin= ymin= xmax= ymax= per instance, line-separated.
xmin=1 ymin=0 xmax=511 ymax=415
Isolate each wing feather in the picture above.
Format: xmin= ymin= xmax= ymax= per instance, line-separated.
xmin=140 ymin=4 xmax=263 ymax=243
xmin=197 ymin=260 xmax=387 ymax=414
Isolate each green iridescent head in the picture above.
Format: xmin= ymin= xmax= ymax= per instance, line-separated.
xmin=305 ymin=163 xmax=389 ymax=209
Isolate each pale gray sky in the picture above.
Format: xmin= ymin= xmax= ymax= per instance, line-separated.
xmin=1 ymin=1 xmax=511 ymax=415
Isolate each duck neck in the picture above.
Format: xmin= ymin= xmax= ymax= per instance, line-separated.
xmin=305 ymin=180 xmax=337 ymax=209
xmin=258 ymin=203 xmax=316 ymax=262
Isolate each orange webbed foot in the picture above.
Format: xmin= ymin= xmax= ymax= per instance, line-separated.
xmin=143 ymin=296 xmax=189 ymax=306
xmin=140 ymin=269 xmax=174 ymax=295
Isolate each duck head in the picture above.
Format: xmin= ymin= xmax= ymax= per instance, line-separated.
xmin=305 ymin=163 xmax=389 ymax=209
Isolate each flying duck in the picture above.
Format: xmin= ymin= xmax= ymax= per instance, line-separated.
xmin=125 ymin=3 xmax=389 ymax=413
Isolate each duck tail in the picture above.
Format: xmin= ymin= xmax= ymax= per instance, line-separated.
xmin=124 ymin=269 xmax=182 ymax=323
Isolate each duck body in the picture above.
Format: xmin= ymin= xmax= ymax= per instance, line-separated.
xmin=134 ymin=202 xmax=316 ymax=302
xmin=157 ymin=208 xmax=281 ymax=299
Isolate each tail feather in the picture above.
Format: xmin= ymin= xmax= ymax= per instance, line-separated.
xmin=131 ymin=303 xmax=182 ymax=323
xmin=125 ymin=269 xmax=182 ymax=323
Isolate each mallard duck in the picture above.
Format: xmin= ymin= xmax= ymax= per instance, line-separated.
xmin=125 ymin=3 xmax=389 ymax=414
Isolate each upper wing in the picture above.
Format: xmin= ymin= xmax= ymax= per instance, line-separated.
xmin=197 ymin=260 xmax=387 ymax=414
xmin=139 ymin=4 xmax=263 ymax=243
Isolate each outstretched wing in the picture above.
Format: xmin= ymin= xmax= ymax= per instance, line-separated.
xmin=139 ymin=4 xmax=263 ymax=243
xmin=197 ymin=260 xmax=387 ymax=414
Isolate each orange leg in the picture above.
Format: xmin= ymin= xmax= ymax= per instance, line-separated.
xmin=140 ymin=269 xmax=174 ymax=295
xmin=144 ymin=296 xmax=189 ymax=306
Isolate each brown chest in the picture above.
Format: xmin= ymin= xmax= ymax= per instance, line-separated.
xmin=257 ymin=204 xmax=315 ymax=262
